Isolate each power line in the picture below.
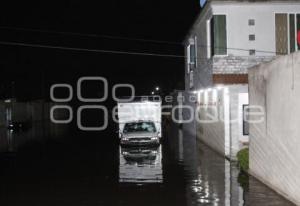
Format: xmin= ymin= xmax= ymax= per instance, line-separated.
xmin=196 ymin=44 xmax=278 ymax=55
xmin=0 ymin=40 xmax=185 ymax=58
xmin=0 ymin=40 xmax=281 ymax=60
xmin=0 ymin=26 xmax=280 ymax=54
xmin=0 ymin=26 xmax=182 ymax=46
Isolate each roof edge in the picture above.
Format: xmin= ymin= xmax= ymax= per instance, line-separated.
xmin=182 ymin=1 xmax=212 ymax=45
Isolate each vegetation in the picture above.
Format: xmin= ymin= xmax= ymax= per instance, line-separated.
xmin=238 ymin=171 xmax=249 ymax=190
xmin=237 ymin=148 xmax=249 ymax=172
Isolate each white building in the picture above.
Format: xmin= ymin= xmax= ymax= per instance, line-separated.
xmin=184 ymin=0 xmax=300 ymax=90
xmin=182 ymin=0 xmax=300 ymax=159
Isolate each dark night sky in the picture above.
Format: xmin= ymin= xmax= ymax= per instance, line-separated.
xmin=0 ymin=0 xmax=200 ymax=100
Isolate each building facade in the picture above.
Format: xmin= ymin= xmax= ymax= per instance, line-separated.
xmin=184 ymin=0 xmax=300 ymax=91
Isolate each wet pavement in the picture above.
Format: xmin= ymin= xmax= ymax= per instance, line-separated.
xmin=0 ymin=123 xmax=295 ymax=206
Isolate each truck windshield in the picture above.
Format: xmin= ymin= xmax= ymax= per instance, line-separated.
xmin=123 ymin=122 xmax=156 ymax=133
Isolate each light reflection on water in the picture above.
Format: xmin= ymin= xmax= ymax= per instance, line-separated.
xmin=167 ymin=124 xmax=294 ymax=206
xmin=119 ymin=146 xmax=163 ymax=184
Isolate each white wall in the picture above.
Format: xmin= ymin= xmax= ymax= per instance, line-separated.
xmin=197 ymin=87 xmax=227 ymax=156
xmin=196 ymin=85 xmax=248 ymax=159
xmin=212 ymin=2 xmax=300 ymax=56
xmin=249 ymin=51 xmax=300 ymax=205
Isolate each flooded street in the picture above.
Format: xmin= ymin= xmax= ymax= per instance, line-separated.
xmin=0 ymin=123 xmax=294 ymax=206
xmin=1 ymin=0 xmax=300 ymax=204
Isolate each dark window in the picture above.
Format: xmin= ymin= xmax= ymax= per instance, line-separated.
xmin=190 ymin=44 xmax=196 ymax=65
xmin=123 ymin=122 xmax=157 ymax=133
xmin=289 ymin=14 xmax=296 ymax=53
xmin=187 ymin=43 xmax=196 ymax=72
xmin=249 ymin=49 xmax=256 ymax=56
xmin=248 ymin=19 xmax=255 ymax=26
xmin=210 ymin=15 xmax=227 ymax=55
xmin=249 ymin=34 xmax=255 ymax=41
xmin=243 ymin=105 xmax=249 ymax=136
xmin=297 ymin=14 xmax=300 ymax=50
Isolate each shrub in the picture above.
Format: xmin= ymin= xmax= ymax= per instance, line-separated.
xmin=238 ymin=171 xmax=249 ymax=190
xmin=237 ymin=148 xmax=249 ymax=172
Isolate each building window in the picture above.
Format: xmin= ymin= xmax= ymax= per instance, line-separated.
xmin=289 ymin=14 xmax=296 ymax=53
xmin=210 ymin=15 xmax=227 ymax=56
xmin=276 ymin=13 xmax=300 ymax=54
xmin=207 ymin=20 xmax=211 ymax=58
xmin=249 ymin=49 xmax=256 ymax=56
xmin=243 ymin=105 xmax=249 ymax=136
xmin=248 ymin=19 xmax=255 ymax=26
xmin=249 ymin=34 xmax=255 ymax=41
xmin=275 ymin=14 xmax=288 ymax=54
xmin=187 ymin=37 xmax=197 ymax=73
xmin=297 ymin=14 xmax=300 ymax=49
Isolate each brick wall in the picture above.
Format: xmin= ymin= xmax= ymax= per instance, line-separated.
xmin=213 ymin=74 xmax=248 ymax=84
xmin=213 ymin=56 xmax=274 ymax=74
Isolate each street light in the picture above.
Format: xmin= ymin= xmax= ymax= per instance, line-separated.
xmin=155 ymin=87 xmax=160 ymax=91
xmin=151 ymin=91 xmax=155 ymax=95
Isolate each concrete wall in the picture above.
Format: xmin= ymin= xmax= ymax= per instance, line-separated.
xmin=0 ymin=101 xmax=53 ymax=124
xmin=248 ymin=51 xmax=300 ymax=205
xmin=196 ymin=85 xmax=249 ymax=160
xmin=0 ymin=100 xmax=69 ymax=152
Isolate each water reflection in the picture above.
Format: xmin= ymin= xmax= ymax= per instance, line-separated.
xmin=0 ymin=122 xmax=295 ymax=206
xmin=6 ymin=130 xmax=14 ymax=152
xmin=119 ymin=146 xmax=163 ymax=184
xmin=167 ymin=124 xmax=294 ymax=206
xmin=0 ymin=122 xmax=68 ymax=153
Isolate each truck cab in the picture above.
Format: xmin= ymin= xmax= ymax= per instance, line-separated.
xmin=120 ymin=121 xmax=160 ymax=146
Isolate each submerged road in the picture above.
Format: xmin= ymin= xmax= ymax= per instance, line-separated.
xmin=0 ymin=122 xmax=294 ymax=206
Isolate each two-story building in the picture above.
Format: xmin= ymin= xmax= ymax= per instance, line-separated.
xmin=184 ymin=0 xmax=300 ymax=90
xmin=182 ymin=0 xmax=300 ymax=160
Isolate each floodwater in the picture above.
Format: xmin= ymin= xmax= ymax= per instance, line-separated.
xmin=0 ymin=122 xmax=295 ymax=206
